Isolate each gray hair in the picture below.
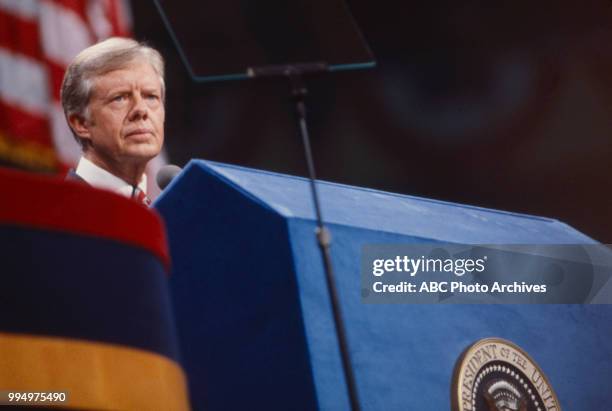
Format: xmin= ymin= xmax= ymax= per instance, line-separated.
xmin=60 ymin=37 xmax=165 ymax=145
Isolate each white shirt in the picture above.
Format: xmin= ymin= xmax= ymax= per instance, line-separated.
xmin=75 ymin=157 xmax=147 ymax=198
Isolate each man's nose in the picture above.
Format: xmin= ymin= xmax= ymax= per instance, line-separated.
xmin=129 ymin=94 xmax=148 ymax=121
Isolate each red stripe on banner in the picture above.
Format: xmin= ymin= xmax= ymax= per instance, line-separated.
xmin=106 ymin=0 xmax=129 ymax=37
xmin=47 ymin=59 xmax=66 ymax=102
xmin=0 ymin=9 xmax=43 ymax=61
xmin=0 ymin=100 xmax=54 ymax=147
xmin=0 ymin=167 xmax=171 ymax=271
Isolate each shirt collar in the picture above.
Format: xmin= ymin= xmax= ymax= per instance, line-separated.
xmin=75 ymin=156 xmax=147 ymax=198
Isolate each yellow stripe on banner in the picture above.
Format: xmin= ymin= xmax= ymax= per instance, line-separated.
xmin=0 ymin=332 xmax=190 ymax=410
xmin=0 ymin=132 xmax=59 ymax=171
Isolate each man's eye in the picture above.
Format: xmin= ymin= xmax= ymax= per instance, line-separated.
xmin=145 ymin=94 xmax=159 ymax=100
xmin=112 ymin=95 xmax=126 ymax=102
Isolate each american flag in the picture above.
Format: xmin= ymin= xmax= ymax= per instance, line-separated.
xmin=0 ymin=0 xmax=166 ymax=196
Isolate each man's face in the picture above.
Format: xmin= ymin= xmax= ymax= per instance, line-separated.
xmin=75 ymin=62 xmax=165 ymax=169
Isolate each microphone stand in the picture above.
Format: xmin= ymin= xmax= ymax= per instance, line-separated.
xmin=248 ymin=63 xmax=362 ymax=411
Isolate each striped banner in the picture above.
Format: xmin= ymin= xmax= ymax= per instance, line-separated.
xmin=0 ymin=167 xmax=189 ymax=410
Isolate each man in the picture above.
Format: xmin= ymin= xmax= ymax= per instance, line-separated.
xmin=61 ymin=37 xmax=165 ymax=205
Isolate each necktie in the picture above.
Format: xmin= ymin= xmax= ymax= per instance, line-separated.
xmin=134 ymin=188 xmax=152 ymax=206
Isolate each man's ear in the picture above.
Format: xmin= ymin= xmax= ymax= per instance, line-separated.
xmin=68 ymin=114 xmax=91 ymax=142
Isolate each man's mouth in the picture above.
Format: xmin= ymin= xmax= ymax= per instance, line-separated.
xmin=125 ymin=129 xmax=153 ymax=138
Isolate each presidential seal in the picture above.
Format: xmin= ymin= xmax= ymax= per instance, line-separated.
xmin=451 ymin=338 xmax=561 ymax=411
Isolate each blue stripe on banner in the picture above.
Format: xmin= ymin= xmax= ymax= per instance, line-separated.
xmin=0 ymin=225 xmax=180 ymax=362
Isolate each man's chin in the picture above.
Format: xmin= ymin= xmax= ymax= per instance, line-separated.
xmin=125 ymin=140 xmax=161 ymax=154
xmin=122 ymin=148 xmax=161 ymax=165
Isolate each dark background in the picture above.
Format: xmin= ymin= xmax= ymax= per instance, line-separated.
xmin=132 ymin=0 xmax=612 ymax=241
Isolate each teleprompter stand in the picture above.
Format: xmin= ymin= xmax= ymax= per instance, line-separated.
xmin=248 ymin=63 xmax=362 ymax=411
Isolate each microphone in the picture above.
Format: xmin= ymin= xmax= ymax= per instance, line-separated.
xmin=156 ymin=164 xmax=182 ymax=190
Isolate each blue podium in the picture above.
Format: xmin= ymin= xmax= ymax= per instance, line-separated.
xmin=155 ymin=160 xmax=611 ymax=411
